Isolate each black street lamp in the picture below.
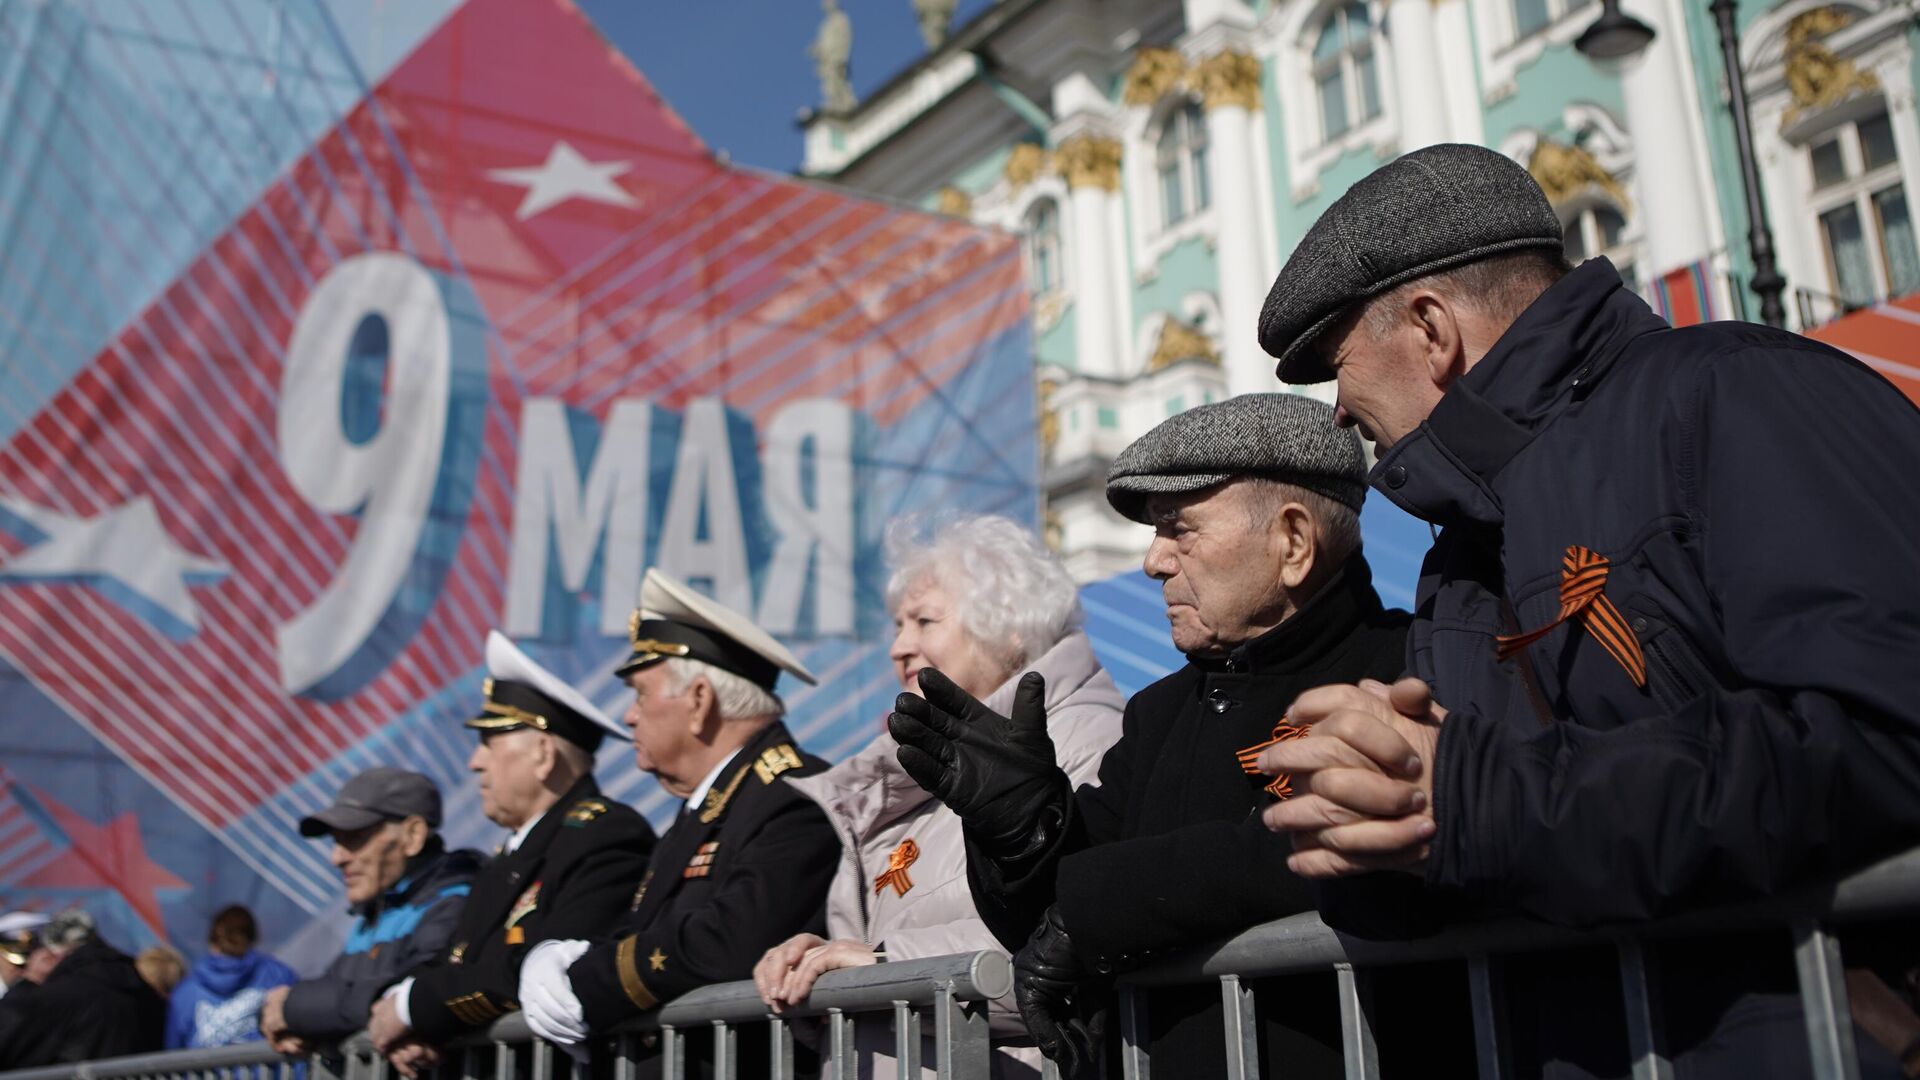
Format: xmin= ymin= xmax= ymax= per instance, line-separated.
xmin=1575 ymin=0 xmax=1790 ymax=327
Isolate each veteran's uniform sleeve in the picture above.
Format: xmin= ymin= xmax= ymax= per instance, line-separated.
xmin=409 ymin=802 xmax=655 ymax=1042
xmin=569 ymin=789 xmax=838 ymax=1032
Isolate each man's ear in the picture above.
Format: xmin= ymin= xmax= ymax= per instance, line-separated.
xmin=686 ymin=678 xmax=718 ymax=739
xmin=1275 ymin=503 xmax=1317 ymax=589
xmin=1410 ymin=291 xmax=1469 ymax=391
xmin=530 ymin=730 xmax=559 ymax=784
xmin=399 ymin=816 xmax=430 ymax=858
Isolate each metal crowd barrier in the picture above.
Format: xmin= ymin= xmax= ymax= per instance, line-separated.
xmin=1116 ymin=845 xmax=1920 ymax=1080
xmin=5 ymin=848 xmax=1917 ymax=1080
xmin=0 ymin=949 xmax=1012 ymax=1080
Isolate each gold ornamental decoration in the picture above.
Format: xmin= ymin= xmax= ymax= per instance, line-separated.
xmin=1146 ymin=317 xmax=1221 ymax=372
xmin=1782 ymin=7 xmax=1879 ymax=125
xmin=934 ymin=185 xmax=972 ymax=217
xmin=1037 ymin=377 xmax=1061 ymax=452
xmin=1004 ymin=142 xmax=1049 ymax=191
xmin=1123 ymin=47 xmax=1189 ymax=106
xmin=1193 ymin=51 xmax=1263 ymax=112
xmin=1054 ymin=135 xmax=1124 ymax=192
xmin=1527 ymin=138 xmax=1631 ymax=210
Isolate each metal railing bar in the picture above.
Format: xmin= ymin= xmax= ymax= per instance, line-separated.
xmin=528 ymin=1038 xmax=551 ymax=1080
xmin=1617 ymin=940 xmax=1672 ymax=1080
xmin=660 ymin=1024 xmax=682 ymax=1080
xmin=1124 ymin=848 xmax=1920 ymax=987
xmin=892 ymin=1001 xmax=921 ymax=1079
xmin=490 ymin=1040 xmax=509 ymax=1080
xmin=1335 ymin=963 xmax=1380 ymax=1080
xmin=768 ymin=1017 xmax=793 ymax=1080
xmin=612 ymin=1033 xmax=636 ymax=1080
xmin=1117 ymin=985 xmax=1148 ymax=1080
xmin=1220 ymin=974 xmax=1258 ymax=1080
xmin=933 ymin=985 xmax=956 ymax=1080
xmin=826 ymin=1009 xmax=853 ymax=1080
xmin=711 ymin=1021 xmax=735 ymax=1080
xmin=1793 ymin=920 xmax=1863 ymax=1080
xmin=1468 ymin=954 xmax=1510 ymax=1080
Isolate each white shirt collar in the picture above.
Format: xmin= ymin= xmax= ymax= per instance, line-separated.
xmin=504 ymin=805 xmax=549 ymax=855
xmin=682 ymin=748 xmax=743 ymax=819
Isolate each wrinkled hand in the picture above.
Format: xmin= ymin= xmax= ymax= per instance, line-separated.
xmin=889 ymin=669 xmax=1068 ymax=852
xmin=1014 ymin=906 xmax=1104 ymax=1079
xmin=257 ymin=984 xmax=291 ymax=1042
xmin=270 ymin=1034 xmax=311 ymax=1057
xmin=1258 ymin=678 xmax=1444 ymax=878
xmin=754 ymin=933 xmax=823 ymax=1009
xmin=519 ymin=939 xmax=592 ymax=1046
xmin=387 ymin=1039 xmax=440 ymax=1078
xmin=367 ymin=992 xmax=410 ymax=1054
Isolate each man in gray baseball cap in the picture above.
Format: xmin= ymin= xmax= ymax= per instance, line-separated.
xmin=298 ymin=767 xmax=442 ymax=837
xmin=1252 ymin=142 xmax=1920 ymax=1076
xmin=261 ymin=769 xmax=482 ymax=1054
xmin=892 ymin=392 xmax=1445 ymax=1077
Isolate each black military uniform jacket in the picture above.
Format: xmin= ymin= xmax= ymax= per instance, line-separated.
xmin=405 ymin=776 xmax=655 ymax=1043
xmin=969 ymin=557 xmax=1461 ymax=1079
xmin=570 ymin=720 xmax=839 ymax=1033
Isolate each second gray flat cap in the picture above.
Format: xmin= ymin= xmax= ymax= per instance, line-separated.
xmin=1106 ymin=393 xmax=1367 ymax=523
xmin=1259 ymin=143 xmax=1563 ymax=385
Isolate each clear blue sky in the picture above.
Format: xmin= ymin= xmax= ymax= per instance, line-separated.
xmin=576 ymin=0 xmax=995 ymax=174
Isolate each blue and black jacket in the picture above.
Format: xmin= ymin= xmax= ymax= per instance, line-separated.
xmin=281 ymin=844 xmax=482 ymax=1040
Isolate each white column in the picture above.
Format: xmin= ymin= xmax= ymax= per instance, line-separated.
xmin=1614 ymin=0 xmax=1714 ymax=275
xmin=1433 ymin=0 xmax=1485 ymax=145
xmin=1210 ymin=105 xmax=1272 ymax=396
xmin=1388 ymin=0 xmax=1450 ymax=150
xmin=1057 ymin=134 xmax=1124 ymax=379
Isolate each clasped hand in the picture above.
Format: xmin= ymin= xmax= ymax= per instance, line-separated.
xmin=1257 ymin=677 xmax=1445 ymax=878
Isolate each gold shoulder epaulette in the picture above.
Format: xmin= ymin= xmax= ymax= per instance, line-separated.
xmin=753 ymin=744 xmax=804 ymax=784
xmin=565 ymin=799 xmax=608 ymax=826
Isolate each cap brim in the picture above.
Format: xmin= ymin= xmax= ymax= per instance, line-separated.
xmin=298 ymin=805 xmax=387 ymax=838
xmin=1105 ymin=472 xmax=1234 ymax=523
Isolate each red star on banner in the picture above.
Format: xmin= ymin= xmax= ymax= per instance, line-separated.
xmin=16 ymin=785 xmax=185 ymax=939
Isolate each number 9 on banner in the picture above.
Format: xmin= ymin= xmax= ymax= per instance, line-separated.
xmin=276 ymin=252 xmax=485 ymax=699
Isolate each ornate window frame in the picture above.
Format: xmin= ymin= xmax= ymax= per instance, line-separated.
xmin=1740 ymin=0 xmax=1920 ymax=325
xmin=1466 ymin=0 xmax=1599 ymax=103
xmin=1260 ymin=0 xmax=1397 ymax=203
xmin=1125 ymin=91 xmax=1221 ymax=281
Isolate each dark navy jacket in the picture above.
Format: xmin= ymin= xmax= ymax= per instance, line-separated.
xmin=1372 ymin=259 xmax=1920 ymax=1075
xmin=281 ymin=845 xmax=482 ymax=1040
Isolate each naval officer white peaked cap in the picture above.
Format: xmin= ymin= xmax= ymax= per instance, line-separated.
xmin=616 ymin=568 xmax=818 ymax=688
xmin=468 ymin=630 xmax=628 ymax=749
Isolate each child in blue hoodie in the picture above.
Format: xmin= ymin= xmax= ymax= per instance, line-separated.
xmin=166 ymin=906 xmax=298 ymax=1049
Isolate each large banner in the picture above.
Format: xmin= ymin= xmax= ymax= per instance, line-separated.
xmin=0 ymin=0 xmax=1035 ymax=965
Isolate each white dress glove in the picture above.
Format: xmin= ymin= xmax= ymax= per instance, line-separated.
xmin=519 ymin=939 xmax=592 ymax=1046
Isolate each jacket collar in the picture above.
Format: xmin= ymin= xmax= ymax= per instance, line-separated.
xmin=787 ymin=632 xmax=1109 ymax=837
xmin=352 ymin=844 xmax=451 ymax=918
xmin=1193 ymin=554 xmax=1385 ymax=677
xmin=1371 ymin=259 xmax=1670 ymax=528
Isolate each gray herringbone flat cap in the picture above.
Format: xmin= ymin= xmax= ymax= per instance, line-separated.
xmin=1260 ymin=143 xmax=1563 ymax=385
xmin=1106 ymin=393 xmax=1367 ymax=523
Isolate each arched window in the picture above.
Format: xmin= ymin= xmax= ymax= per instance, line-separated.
xmin=1025 ymin=199 xmax=1063 ymax=295
xmin=1155 ymin=101 xmax=1211 ymax=228
xmin=1312 ymin=1 xmax=1382 ymax=141
xmin=1562 ymin=200 xmax=1639 ymax=293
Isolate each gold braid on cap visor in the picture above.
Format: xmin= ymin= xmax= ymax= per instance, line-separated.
xmin=625 ymin=611 xmax=691 ymax=666
xmin=471 ymin=677 xmax=552 ymax=731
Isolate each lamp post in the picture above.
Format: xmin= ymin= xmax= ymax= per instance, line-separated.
xmin=1576 ymin=0 xmax=1789 ymax=327
xmin=1707 ymin=0 xmax=1789 ymax=327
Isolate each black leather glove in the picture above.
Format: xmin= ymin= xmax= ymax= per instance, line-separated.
xmin=1014 ymin=905 xmax=1105 ymax=1079
xmin=890 ymin=669 xmax=1070 ymax=859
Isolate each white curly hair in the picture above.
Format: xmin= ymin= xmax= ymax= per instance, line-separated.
xmin=884 ymin=513 xmax=1083 ymax=675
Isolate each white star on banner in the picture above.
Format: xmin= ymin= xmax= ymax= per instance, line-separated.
xmin=0 ymin=495 xmax=228 ymax=637
xmin=487 ymin=141 xmax=639 ymax=220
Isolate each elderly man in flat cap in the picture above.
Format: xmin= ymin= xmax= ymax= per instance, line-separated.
xmin=891 ymin=394 xmax=1437 ymax=1078
xmin=1254 ymin=143 xmax=1920 ymax=1076
xmin=518 ymin=568 xmax=838 ymax=1077
xmin=368 ymin=632 xmax=655 ymax=1076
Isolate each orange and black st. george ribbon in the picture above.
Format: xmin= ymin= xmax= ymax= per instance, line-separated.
xmin=1495 ymin=545 xmax=1646 ymax=687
